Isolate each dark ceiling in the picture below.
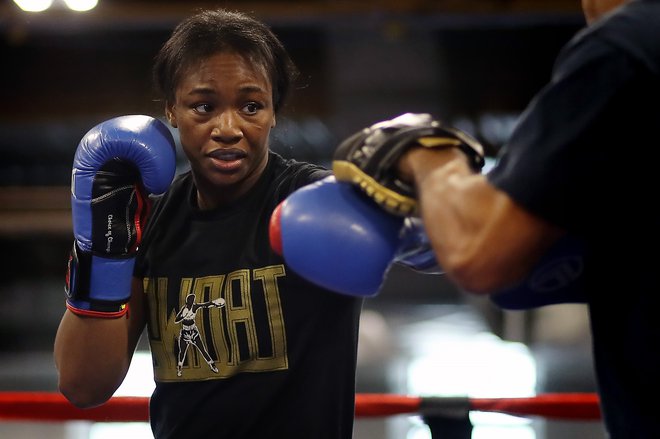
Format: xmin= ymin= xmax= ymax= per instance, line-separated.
xmin=1 ymin=0 xmax=583 ymax=27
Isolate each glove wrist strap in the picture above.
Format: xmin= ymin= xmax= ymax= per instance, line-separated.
xmin=64 ymin=241 xmax=131 ymax=319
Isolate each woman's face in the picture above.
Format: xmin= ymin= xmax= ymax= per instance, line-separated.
xmin=167 ymin=51 xmax=275 ymax=208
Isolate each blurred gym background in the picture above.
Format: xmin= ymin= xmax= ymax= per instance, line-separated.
xmin=1 ymin=0 xmax=602 ymax=438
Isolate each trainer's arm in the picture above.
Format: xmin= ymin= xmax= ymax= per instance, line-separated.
xmin=401 ymin=147 xmax=563 ymax=294
xmin=54 ymin=278 xmax=146 ymax=408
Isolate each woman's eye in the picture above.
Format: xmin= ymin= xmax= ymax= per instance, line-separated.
xmin=243 ymin=102 xmax=261 ymax=115
xmin=193 ymin=103 xmax=213 ymax=114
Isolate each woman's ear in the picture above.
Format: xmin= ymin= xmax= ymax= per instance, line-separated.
xmin=271 ymin=114 xmax=276 ymax=129
xmin=166 ymin=102 xmax=177 ymax=128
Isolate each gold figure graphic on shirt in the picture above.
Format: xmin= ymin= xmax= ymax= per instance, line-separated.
xmin=174 ymin=293 xmax=225 ymax=377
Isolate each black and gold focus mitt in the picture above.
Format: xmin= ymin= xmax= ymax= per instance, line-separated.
xmin=332 ymin=113 xmax=485 ymax=216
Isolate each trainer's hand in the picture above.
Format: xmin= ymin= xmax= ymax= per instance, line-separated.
xmin=332 ymin=113 xmax=485 ymax=216
xmin=270 ymin=176 xmax=405 ymax=297
xmin=65 ymin=115 xmax=176 ymax=318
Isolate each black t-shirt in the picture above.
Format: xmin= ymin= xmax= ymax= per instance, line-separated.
xmin=488 ymin=1 xmax=660 ymax=437
xmin=135 ymin=151 xmax=363 ymax=438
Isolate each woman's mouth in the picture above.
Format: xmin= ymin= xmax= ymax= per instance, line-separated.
xmin=207 ymin=148 xmax=247 ymax=172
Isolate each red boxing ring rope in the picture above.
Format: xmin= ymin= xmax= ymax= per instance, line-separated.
xmin=0 ymin=392 xmax=600 ymax=422
xmin=355 ymin=393 xmax=601 ymax=420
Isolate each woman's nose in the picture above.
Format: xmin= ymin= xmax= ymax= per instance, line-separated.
xmin=211 ymin=112 xmax=243 ymax=143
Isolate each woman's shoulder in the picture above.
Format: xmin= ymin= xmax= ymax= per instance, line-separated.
xmin=269 ymin=151 xmax=331 ymax=187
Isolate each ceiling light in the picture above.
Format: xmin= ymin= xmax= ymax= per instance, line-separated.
xmin=13 ymin=0 xmax=53 ymax=12
xmin=63 ymin=0 xmax=98 ymax=12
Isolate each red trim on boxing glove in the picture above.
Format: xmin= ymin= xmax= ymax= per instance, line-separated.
xmin=130 ymin=183 xmax=150 ymax=254
xmin=66 ymin=301 xmax=129 ymax=319
xmin=269 ymin=201 xmax=284 ymax=256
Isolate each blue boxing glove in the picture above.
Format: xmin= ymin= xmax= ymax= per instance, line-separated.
xmin=393 ymin=217 xmax=443 ymax=275
xmin=65 ymin=115 xmax=176 ymax=318
xmin=270 ymin=176 xmax=405 ymax=297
